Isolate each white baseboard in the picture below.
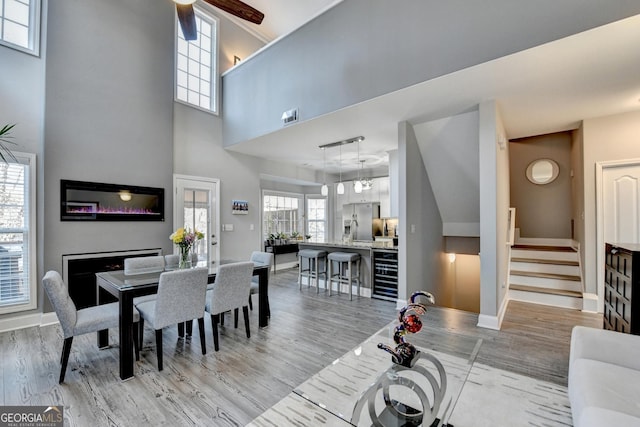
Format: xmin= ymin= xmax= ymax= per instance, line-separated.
xmin=477 ymin=314 xmax=500 ymax=330
xmin=274 ymin=261 xmax=299 ymax=271
xmin=477 ymin=294 xmax=508 ymax=330
xmin=0 ymin=311 xmax=59 ymax=333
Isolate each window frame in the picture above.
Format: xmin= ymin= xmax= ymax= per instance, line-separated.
xmin=0 ymin=0 xmax=42 ymax=56
xmin=305 ymin=194 xmax=328 ymax=243
xmin=0 ymin=152 xmax=37 ymax=314
xmin=174 ymin=5 xmax=220 ymax=115
xmin=261 ymin=190 xmax=304 ymax=241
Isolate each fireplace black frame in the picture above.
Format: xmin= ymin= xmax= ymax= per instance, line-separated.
xmin=61 ymin=179 xmax=165 ymax=221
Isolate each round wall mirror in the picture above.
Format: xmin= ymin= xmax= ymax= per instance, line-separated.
xmin=526 ymin=159 xmax=559 ymax=185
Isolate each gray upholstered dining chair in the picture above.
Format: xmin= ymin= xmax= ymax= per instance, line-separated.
xmin=248 ymin=251 xmax=273 ymax=316
xmin=124 ymin=255 xmax=165 ymax=275
xmin=126 ymin=255 xmax=166 ymax=346
xmin=205 ymin=261 xmax=254 ymax=351
xmin=42 ymin=270 xmax=140 ymax=383
xmin=135 ymin=267 xmax=209 ymax=371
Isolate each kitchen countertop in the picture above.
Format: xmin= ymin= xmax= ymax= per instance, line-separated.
xmin=298 ymin=241 xmax=398 ymax=251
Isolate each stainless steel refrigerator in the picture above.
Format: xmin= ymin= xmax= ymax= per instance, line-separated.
xmin=343 ymin=203 xmax=381 ymax=241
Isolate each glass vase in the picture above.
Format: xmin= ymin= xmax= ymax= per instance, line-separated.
xmin=179 ymin=246 xmax=192 ymax=269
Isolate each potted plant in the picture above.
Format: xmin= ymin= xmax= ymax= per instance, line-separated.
xmin=290 ymin=231 xmax=301 ymax=241
xmin=0 ymin=124 xmax=17 ymax=163
xmin=277 ymin=232 xmax=288 ymax=245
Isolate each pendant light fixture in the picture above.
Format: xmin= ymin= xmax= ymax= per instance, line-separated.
xmin=354 ymin=139 xmax=363 ymax=194
xmin=337 ymin=144 xmax=345 ymax=195
xmin=320 ymin=147 xmax=328 ymax=196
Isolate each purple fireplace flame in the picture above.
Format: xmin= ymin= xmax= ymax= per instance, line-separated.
xmin=61 ymin=180 xmax=164 ymax=221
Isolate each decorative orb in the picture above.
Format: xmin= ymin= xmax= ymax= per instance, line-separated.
xmin=402 ymin=313 xmax=422 ymax=333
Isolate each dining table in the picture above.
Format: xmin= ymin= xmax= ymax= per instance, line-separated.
xmin=95 ymin=260 xmax=270 ymax=380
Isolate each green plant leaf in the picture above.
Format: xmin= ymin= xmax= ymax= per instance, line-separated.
xmin=0 ymin=124 xmax=18 ymax=163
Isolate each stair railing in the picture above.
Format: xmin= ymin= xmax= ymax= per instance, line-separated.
xmin=507 ymin=207 xmax=516 ymax=246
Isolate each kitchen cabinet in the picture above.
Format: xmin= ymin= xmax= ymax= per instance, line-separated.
xmin=377 ymin=177 xmax=390 ymax=218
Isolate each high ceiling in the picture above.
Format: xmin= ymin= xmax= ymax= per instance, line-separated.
xmin=218 ymin=0 xmax=342 ymax=43
xmin=220 ymin=4 xmax=640 ymax=176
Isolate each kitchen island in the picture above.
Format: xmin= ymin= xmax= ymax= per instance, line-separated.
xmin=298 ymin=242 xmax=398 ymax=300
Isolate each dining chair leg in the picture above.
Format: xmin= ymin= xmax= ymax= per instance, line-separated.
xmin=211 ymin=314 xmax=220 ymax=351
xmin=220 ymin=312 xmax=225 ymax=326
xmin=177 ymin=322 xmax=185 ymax=338
xmin=132 ymin=324 xmax=140 ymax=361
xmin=138 ymin=318 xmax=145 ymax=349
xmin=248 ymin=295 xmax=253 ymax=311
xmin=234 ymin=308 xmax=239 ymax=329
xmin=186 ymin=320 xmax=193 ymax=336
xmin=155 ymin=329 xmax=164 ymax=371
xmin=243 ymin=306 xmax=250 ymax=338
xmin=197 ymin=317 xmax=206 ymax=355
xmin=59 ymin=337 xmax=73 ymax=384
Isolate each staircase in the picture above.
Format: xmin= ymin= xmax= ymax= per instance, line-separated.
xmin=509 ymin=243 xmax=583 ymax=310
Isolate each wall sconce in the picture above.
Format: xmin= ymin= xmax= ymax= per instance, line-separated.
xmin=233 ymin=55 xmax=241 ymax=65
xmin=119 ymin=191 xmax=132 ymax=202
xmin=448 ymin=253 xmax=456 ymax=263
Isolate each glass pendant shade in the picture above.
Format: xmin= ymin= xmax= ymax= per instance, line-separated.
xmin=354 ymin=180 xmax=363 ymax=193
xmin=337 ymin=182 xmax=345 ymax=194
xmin=321 ymin=184 xmax=328 ymax=196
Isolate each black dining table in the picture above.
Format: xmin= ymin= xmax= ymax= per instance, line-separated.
xmin=95 ymin=260 xmax=270 ymax=380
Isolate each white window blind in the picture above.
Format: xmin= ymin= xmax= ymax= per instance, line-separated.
xmin=0 ymin=154 xmax=35 ymax=313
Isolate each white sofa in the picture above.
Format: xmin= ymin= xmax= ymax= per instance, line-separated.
xmin=569 ymin=326 xmax=640 ymax=426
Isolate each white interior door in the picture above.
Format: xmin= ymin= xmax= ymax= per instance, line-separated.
xmin=603 ymin=165 xmax=640 ymax=243
xmin=174 ymin=175 xmax=220 ymax=267
xmin=597 ymin=160 xmax=640 ymax=311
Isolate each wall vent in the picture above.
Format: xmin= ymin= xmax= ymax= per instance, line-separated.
xmin=281 ymin=108 xmax=298 ymax=126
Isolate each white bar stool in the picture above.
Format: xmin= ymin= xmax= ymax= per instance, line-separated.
xmin=327 ymin=252 xmax=361 ymax=300
xmin=298 ymin=249 xmax=327 ymax=293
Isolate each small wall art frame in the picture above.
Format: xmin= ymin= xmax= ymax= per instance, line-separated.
xmin=232 ymin=199 xmax=248 ymax=215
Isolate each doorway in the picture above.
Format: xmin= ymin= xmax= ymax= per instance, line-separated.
xmin=596 ymin=159 xmax=640 ymax=311
xmin=173 ymin=175 xmax=220 ymax=267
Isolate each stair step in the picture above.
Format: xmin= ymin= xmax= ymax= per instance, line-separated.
xmin=511 ymin=257 xmax=579 ymax=266
xmin=510 ymin=270 xmax=581 ymax=282
xmin=510 ymin=284 xmax=582 ymax=298
xmin=512 ymin=244 xmax=576 ymax=252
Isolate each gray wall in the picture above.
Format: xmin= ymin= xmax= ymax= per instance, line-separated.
xmin=571 ymin=125 xmax=585 ymax=283
xmin=398 ymin=121 xmax=443 ymax=303
xmin=582 ymin=110 xmax=640 ymax=296
xmin=42 ymin=0 xmax=176 ymax=311
xmin=509 ymin=132 xmax=572 ymax=238
xmin=173 ymin=103 xmax=320 ymax=261
xmin=478 ymin=101 xmax=510 ymax=327
xmin=0 ymin=6 xmax=47 ymax=319
xmin=222 ymin=0 xmax=640 ymax=146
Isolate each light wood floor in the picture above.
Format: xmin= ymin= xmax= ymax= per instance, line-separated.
xmin=1 ymin=268 xmax=601 ymax=426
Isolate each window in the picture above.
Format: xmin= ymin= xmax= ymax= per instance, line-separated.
xmin=306 ymin=196 xmax=327 ymax=242
xmin=175 ymin=7 xmax=218 ymax=114
xmin=0 ymin=152 xmax=36 ymax=314
xmin=262 ymin=192 xmax=303 ymax=240
xmin=0 ymin=0 xmax=41 ymax=55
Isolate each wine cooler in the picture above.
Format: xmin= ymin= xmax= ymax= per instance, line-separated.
xmin=372 ymin=249 xmax=398 ymax=301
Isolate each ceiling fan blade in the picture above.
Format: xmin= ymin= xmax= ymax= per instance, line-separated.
xmin=176 ymin=4 xmax=198 ymax=41
xmin=203 ymin=0 xmax=264 ymax=25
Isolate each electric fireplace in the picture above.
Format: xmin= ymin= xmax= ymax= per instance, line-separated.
xmin=61 ymin=180 xmax=165 ymax=221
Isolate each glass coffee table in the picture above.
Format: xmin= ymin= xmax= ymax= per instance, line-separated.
xmin=251 ymin=322 xmax=482 ymax=427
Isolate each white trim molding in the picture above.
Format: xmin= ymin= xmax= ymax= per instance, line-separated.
xmin=595 ymin=158 xmax=640 ymax=314
xmin=0 ymin=311 xmax=59 ymax=334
